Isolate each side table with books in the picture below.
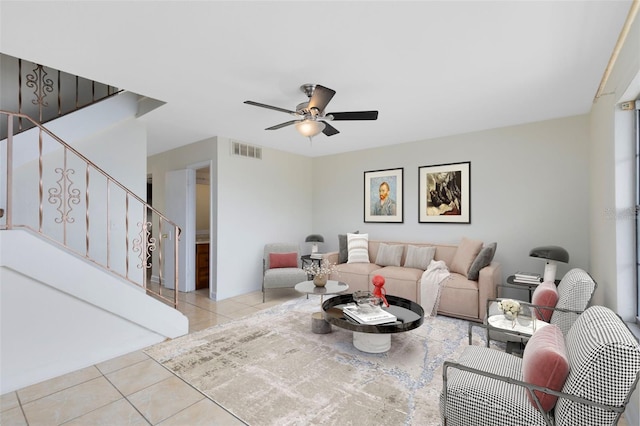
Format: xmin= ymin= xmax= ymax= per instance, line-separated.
xmin=500 ymin=272 xmax=559 ymax=302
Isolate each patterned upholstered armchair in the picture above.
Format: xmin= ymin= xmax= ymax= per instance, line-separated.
xmin=262 ymin=243 xmax=307 ymax=302
xmin=473 ymin=268 xmax=597 ymax=349
xmin=441 ymin=306 xmax=640 ymax=426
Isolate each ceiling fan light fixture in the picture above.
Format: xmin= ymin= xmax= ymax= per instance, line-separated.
xmin=295 ymin=119 xmax=325 ymax=138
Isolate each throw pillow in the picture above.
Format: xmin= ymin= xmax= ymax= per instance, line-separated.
xmin=347 ymin=233 xmax=369 ymax=263
xmin=449 ymin=237 xmax=483 ymax=277
xmin=269 ymin=252 xmax=298 ymax=269
xmin=403 ymin=245 xmax=436 ymax=270
xmin=374 ymin=243 xmax=404 ymax=267
xmin=467 ymin=242 xmax=497 ymax=280
xmin=531 ymin=281 xmax=559 ymax=322
xmin=522 ymin=324 xmax=570 ymax=412
xmin=338 ymin=230 xmax=359 ymax=264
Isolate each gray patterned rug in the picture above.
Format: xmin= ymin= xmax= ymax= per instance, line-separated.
xmin=145 ymin=296 xmax=501 ymax=426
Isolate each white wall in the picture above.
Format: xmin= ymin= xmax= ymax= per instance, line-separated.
xmin=587 ymin=14 xmax=639 ymax=425
xmin=0 ymin=230 xmax=187 ymax=394
xmin=147 ymin=137 xmax=313 ymax=300
xmin=588 ymin=9 xmax=639 ymax=319
xmin=312 ymin=116 xmax=590 ymax=284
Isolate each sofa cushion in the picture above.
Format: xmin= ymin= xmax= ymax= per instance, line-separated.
xmin=531 ymin=281 xmax=559 ymax=321
xmin=347 ymin=233 xmax=370 ymax=263
xmin=522 ymin=324 xmax=570 ymax=412
xmin=403 ymin=245 xmax=436 ymax=270
xmin=269 ymin=252 xmax=298 ymax=268
xmin=437 ymin=273 xmax=479 ymax=319
xmin=338 ymin=230 xmax=359 ymax=264
xmin=467 ymin=242 xmax=497 ymax=280
xmin=450 ymin=237 xmax=483 ymax=277
xmin=375 ymin=243 xmax=404 ymax=267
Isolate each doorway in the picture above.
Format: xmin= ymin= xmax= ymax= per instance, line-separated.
xmin=195 ymin=167 xmax=210 ymax=290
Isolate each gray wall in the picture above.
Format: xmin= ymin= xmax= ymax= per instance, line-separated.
xmin=312 ymin=115 xmax=591 ymax=291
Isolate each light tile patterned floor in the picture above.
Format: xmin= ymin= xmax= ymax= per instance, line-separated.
xmin=0 ymin=288 xmax=301 ymax=425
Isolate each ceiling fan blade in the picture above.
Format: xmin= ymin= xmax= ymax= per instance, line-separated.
xmin=321 ymin=121 xmax=340 ymax=136
xmin=244 ymin=100 xmax=297 ymax=115
xmin=308 ymin=85 xmax=336 ymax=113
xmin=328 ymin=111 xmax=378 ymax=121
xmin=265 ymin=120 xmax=299 ymax=130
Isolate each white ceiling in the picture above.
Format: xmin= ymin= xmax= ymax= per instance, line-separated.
xmin=0 ymin=1 xmax=634 ymax=157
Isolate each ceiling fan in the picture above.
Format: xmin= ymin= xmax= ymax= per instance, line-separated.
xmin=244 ymin=84 xmax=378 ymax=140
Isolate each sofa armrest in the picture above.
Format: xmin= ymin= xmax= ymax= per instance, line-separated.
xmin=322 ymin=251 xmax=339 ymax=265
xmin=478 ymin=261 xmax=502 ymax=320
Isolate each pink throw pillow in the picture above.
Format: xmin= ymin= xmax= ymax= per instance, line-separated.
xmin=522 ymin=324 xmax=570 ymax=412
xmin=531 ymin=281 xmax=559 ymax=322
xmin=269 ymin=252 xmax=298 ymax=268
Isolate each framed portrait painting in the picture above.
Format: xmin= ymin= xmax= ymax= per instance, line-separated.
xmin=419 ymin=161 xmax=470 ymax=223
xmin=364 ymin=168 xmax=403 ymax=223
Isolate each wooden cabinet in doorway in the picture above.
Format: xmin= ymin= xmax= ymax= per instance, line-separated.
xmin=196 ymin=243 xmax=209 ymax=289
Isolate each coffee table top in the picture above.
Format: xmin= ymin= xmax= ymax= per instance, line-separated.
xmin=322 ymin=294 xmax=424 ymax=334
xmin=294 ymin=280 xmax=349 ymax=296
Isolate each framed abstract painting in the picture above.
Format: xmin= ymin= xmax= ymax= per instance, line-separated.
xmin=418 ymin=161 xmax=470 ymax=223
xmin=364 ymin=168 xmax=403 ymax=223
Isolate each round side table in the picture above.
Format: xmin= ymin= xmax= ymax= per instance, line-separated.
xmin=294 ymin=280 xmax=349 ymax=334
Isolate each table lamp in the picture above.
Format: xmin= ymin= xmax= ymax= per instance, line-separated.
xmin=305 ymin=234 xmax=324 ymax=254
xmin=529 ymin=245 xmax=569 ymax=282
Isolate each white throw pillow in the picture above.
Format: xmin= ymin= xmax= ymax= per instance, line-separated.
xmin=347 ymin=233 xmax=370 ymax=263
xmin=403 ymin=245 xmax=436 ymax=270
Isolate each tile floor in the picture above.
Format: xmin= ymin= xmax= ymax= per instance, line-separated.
xmin=1 ymin=288 xmax=633 ymax=426
xmin=0 ymin=288 xmax=302 ymax=426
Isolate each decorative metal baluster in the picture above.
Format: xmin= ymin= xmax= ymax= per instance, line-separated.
xmin=18 ymin=59 xmax=22 ymax=131
xmin=106 ymin=179 xmax=111 ymax=269
xmin=38 ymin=129 xmax=43 ymax=232
xmin=125 ymin=193 xmax=130 ymax=279
xmin=25 ymin=63 xmax=54 ymax=122
xmin=86 ymin=164 xmax=90 ymax=257
xmin=47 ymin=148 xmax=81 ymax=245
xmin=5 ymin=115 xmax=13 ymax=229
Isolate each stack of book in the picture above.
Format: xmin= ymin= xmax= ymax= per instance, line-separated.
xmin=310 ymin=253 xmax=323 ymax=260
xmin=342 ymin=304 xmax=397 ymax=325
xmin=513 ymin=272 xmax=542 ymax=285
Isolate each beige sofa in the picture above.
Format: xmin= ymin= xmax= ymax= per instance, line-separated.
xmin=323 ymin=239 xmax=502 ymax=322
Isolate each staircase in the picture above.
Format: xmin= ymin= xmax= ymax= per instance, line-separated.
xmin=0 ymin=57 xmax=187 ymax=394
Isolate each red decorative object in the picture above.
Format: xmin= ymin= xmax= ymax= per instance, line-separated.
xmin=372 ymin=275 xmax=389 ymax=307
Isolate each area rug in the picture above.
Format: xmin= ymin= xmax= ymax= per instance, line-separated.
xmin=145 ymin=296 xmax=503 ymax=426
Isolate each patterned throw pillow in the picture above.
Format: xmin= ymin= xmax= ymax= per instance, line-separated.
xmin=403 ymin=245 xmax=436 ymax=270
xmin=374 ymin=243 xmax=404 ymax=267
xmin=269 ymin=252 xmax=298 ymax=269
xmin=347 ymin=233 xmax=369 ymax=263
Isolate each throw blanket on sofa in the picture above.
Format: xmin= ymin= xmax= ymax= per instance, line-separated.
xmin=420 ymin=260 xmax=451 ymax=317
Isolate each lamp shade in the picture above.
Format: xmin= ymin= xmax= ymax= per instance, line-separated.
xmin=295 ymin=119 xmax=325 ymax=137
xmin=305 ymin=234 xmax=324 ymax=243
xmin=529 ymin=246 xmax=569 ymax=263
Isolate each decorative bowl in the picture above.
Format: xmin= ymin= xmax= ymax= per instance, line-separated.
xmin=353 ymin=290 xmax=382 ymax=312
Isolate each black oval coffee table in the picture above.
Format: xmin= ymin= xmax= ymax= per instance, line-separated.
xmin=322 ymin=294 xmax=424 ymax=353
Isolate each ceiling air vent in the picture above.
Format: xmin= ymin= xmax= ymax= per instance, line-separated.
xmin=231 ymin=141 xmax=262 ymax=159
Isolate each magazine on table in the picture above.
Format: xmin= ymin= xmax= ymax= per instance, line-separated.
xmin=342 ymin=304 xmax=397 ymax=325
